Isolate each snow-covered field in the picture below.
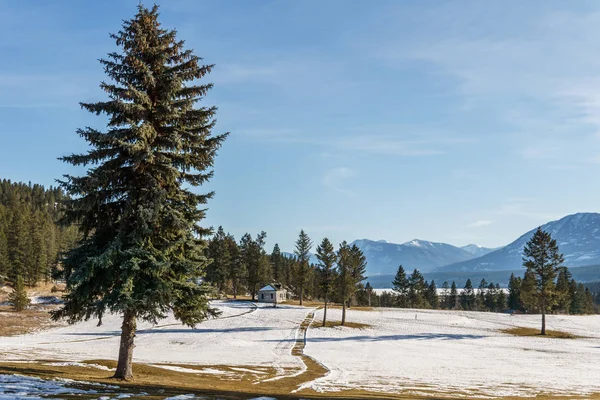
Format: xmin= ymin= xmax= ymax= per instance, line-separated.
xmin=0 ymin=301 xmax=308 ymax=373
xmin=304 ymin=307 xmax=600 ymax=397
xmin=1 ymin=300 xmax=599 ymax=398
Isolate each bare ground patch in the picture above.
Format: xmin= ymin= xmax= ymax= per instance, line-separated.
xmin=500 ymin=327 xmax=585 ymax=339
xmin=311 ymin=319 xmax=372 ymax=329
xmin=0 ymin=307 xmax=57 ymax=336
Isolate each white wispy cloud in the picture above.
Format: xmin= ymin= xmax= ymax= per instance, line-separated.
xmin=362 ymin=4 xmax=600 ymax=165
xmin=322 ymin=167 xmax=356 ymax=196
xmin=466 ymin=220 xmax=493 ymax=228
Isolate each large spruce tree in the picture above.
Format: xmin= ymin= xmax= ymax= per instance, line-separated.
xmin=294 ymin=230 xmax=313 ymax=306
xmin=522 ymin=227 xmax=564 ymax=335
xmin=316 ymin=237 xmax=336 ymax=326
xmin=349 ymin=244 xmax=367 ymax=307
xmin=337 ymin=241 xmax=352 ymax=325
xmin=392 ymin=265 xmax=409 ymax=307
xmin=53 ymin=5 xmax=227 ymax=380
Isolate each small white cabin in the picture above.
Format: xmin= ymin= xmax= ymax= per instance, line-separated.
xmin=257 ymin=284 xmax=287 ymax=303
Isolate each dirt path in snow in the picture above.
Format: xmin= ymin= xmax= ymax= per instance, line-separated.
xmin=256 ymin=309 xmax=330 ymax=394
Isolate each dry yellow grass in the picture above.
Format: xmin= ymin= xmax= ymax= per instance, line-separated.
xmin=0 ymin=307 xmax=55 ymax=336
xmin=311 ymin=319 xmax=372 ymax=329
xmin=0 ymin=281 xmax=65 ymax=336
xmin=500 ymin=327 xmax=583 ymax=339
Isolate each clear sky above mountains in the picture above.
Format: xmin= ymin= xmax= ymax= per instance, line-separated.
xmin=1 ymin=1 xmax=599 ymax=250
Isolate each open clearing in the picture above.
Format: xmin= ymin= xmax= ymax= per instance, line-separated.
xmin=0 ymin=300 xmax=599 ymax=398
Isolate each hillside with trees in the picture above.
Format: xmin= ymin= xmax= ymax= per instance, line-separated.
xmin=0 ymin=179 xmax=78 ymax=286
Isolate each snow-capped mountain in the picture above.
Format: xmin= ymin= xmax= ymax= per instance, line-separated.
xmin=351 ymin=239 xmax=475 ymax=275
xmin=439 ymin=213 xmax=600 ymax=272
xmin=460 ymin=244 xmax=499 ymax=258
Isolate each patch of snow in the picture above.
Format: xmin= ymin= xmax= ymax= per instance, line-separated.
xmin=153 ymin=365 xmax=232 ymax=376
xmin=43 ymin=362 xmax=114 ymax=371
xmin=230 ymin=367 xmax=268 ymax=374
xmin=30 ymin=296 xmax=62 ymax=305
xmin=0 ymin=374 xmax=131 ymax=399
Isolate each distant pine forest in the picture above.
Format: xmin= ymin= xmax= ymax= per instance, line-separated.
xmin=0 ymin=180 xmax=78 ymax=285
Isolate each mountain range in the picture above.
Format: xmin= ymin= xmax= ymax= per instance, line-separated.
xmin=439 ymin=212 xmax=600 ymax=272
xmin=349 ymin=239 xmax=491 ymax=274
xmin=281 ymin=213 xmax=600 ymax=284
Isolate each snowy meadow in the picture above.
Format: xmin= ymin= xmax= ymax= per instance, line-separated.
xmin=1 ymin=300 xmax=599 ymax=398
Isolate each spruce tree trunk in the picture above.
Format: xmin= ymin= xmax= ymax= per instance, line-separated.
xmin=299 ymin=285 xmax=303 ymax=306
xmin=541 ymin=296 xmax=546 ymax=335
xmin=323 ymin=299 xmax=327 ymax=327
xmin=341 ymin=302 xmax=346 ymax=326
xmin=114 ymin=310 xmax=136 ymax=380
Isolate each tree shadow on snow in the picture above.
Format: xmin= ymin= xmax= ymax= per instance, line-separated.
xmin=262 ymin=332 xmax=486 ymax=343
xmin=63 ymin=326 xmax=276 ymax=337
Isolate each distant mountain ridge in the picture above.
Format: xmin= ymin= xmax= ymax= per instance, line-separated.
xmin=283 ymin=239 xmax=486 ymax=276
xmin=439 ymin=213 xmax=600 ymax=272
xmin=350 ymin=238 xmax=476 ymax=275
xmin=460 ymin=244 xmax=498 ymax=258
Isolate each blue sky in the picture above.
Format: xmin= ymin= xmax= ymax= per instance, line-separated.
xmin=1 ymin=1 xmax=600 ymax=251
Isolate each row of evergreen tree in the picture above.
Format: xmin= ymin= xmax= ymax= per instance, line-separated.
xmin=363 ymin=269 xmax=596 ymax=315
xmin=379 ymin=266 xmax=507 ymax=311
xmin=205 ymin=227 xmax=367 ymax=324
xmin=375 ymin=228 xmax=598 ymax=316
xmin=205 ymin=225 xmax=598 ymax=318
xmin=0 ymin=180 xmax=78 ymax=286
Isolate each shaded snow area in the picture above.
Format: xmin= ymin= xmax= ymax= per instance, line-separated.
xmin=0 ymin=374 xmax=134 ymax=399
xmin=303 ymin=307 xmax=600 ymax=397
xmin=0 ymin=301 xmax=308 ymax=371
xmin=0 ymin=374 xmax=278 ymax=399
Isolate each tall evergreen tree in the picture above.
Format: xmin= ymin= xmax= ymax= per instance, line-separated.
xmin=0 ymin=228 xmax=9 ymax=280
xmin=206 ymin=227 xmax=231 ymax=292
xmin=449 ymin=281 xmax=458 ymax=309
xmin=316 ymin=237 xmax=336 ymax=326
xmin=270 ymin=244 xmax=282 ymax=283
xmin=294 ymin=230 xmax=313 ymax=306
xmin=520 ymin=269 xmax=538 ymax=313
xmin=392 ymin=265 xmax=409 ymax=307
xmin=336 ymin=241 xmax=352 ymax=325
xmin=484 ymin=282 xmax=497 ymax=311
xmin=225 ymin=234 xmax=244 ymax=298
xmin=554 ymin=267 xmax=572 ymax=313
xmin=52 ymin=5 xmax=227 ymax=380
xmin=441 ymin=281 xmax=450 ymax=309
xmin=9 ymin=275 xmax=30 ymax=312
xmin=348 ymin=244 xmax=367 ymax=307
xmin=460 ymin=279 xmax=475 ymax=310
xmin=522 ymin=228 xmax=564 ymax=335
xmin=477 ymin=278 xmax=487 ymax=311
xmin=365 ymin=281 xmax=374 ymax=307
xmin=507 ymin=273 xmax=522 ymax=311
xmin=495 ymin=283 xmax=507 ymax=311
xmin=240 ymin=232 xmax=267 ymax=300
xmin=7 ymin=209 xmax=28 ymax=283
xmin=408 ymin=269 xmax=427 ymax=308
xmin=425 ymin=280 xmax=439 ymax=309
